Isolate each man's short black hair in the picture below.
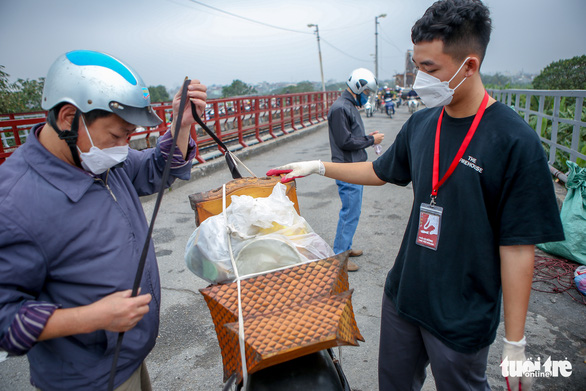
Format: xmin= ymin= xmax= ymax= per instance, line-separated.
xmin=411 ymin=0 xmax=492 ymax=64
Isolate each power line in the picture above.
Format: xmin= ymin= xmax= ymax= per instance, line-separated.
xmin=321 ymin=38 xmax=370 ymax=63
xmin=320 ymin=19 xmax=371 ymax=32
xmin=378 ymin=25 xmax=404 ymax=54
xmin=185 ymin=0 xmax=312 ymax=34
xmin=181 ymin=0 xmax=374 ymax=64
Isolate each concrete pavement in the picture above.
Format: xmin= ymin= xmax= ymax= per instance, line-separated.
xmin=1 ymin=103 xmax=584 ymax=390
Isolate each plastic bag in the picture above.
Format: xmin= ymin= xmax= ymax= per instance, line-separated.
xmin=575 ymin=266 xmax=586 ymax=296
xmin=185 ymin=183 xmax=334 ymax=283
xmin=537 ymin=161 xmax=586 ymax=265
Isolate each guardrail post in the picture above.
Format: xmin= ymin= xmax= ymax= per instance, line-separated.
xmin=571 ymin=96 xmax=583 ymax=162
xmin=190 ymin=124 xmax=205 ymax=164
xmin=254 ymin=98 xmax=262 ymax=143
xmin=236 ymin=98 xmax=247 ymax=148
xmin=0 ymin=126 xmax=6 ymax=164
xmin=290 ymin=96 xmax=297 ymax=131
xmin=549 ymin=96 xmax=561 ymax=165
xmin=154 ymin=107 xmax=169 ymax=136
xmin=10 ymin=114 xmax=23 ymax=147
xmin=299 ymin=95 xmax=306 ymax=129
xmin=211 ymin=101 xmax=227 ymax=155
xmin=280 ymin=97 xmax=288 ymax=135
xmin=268 ymin=100 xmax=276 ymax=139
xmin=307 ymin=94 xmax=314 ymax=126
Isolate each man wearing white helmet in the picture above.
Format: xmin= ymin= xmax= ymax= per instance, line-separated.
xmin=0 ymin=50 xmax=207 ymax=390
xmin=327 ymin=68 xmax=384 ymax=271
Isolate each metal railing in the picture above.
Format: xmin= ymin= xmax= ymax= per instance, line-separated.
xmin=488 ymin=89 xmax=586 ymax=182
xmin=0 ymin=91 xmax=341 ymax=165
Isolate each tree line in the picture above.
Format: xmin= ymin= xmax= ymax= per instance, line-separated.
xmin=1 ymin=56 xmax=584 ymax=115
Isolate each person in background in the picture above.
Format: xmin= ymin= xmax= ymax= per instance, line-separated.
xmin=326 ymin=68 xmax=384 ymax=271
xmin=0 ymin=50 xmax=207 ymax=390
xmin=267 ymin=0 xmax=563 ymax=389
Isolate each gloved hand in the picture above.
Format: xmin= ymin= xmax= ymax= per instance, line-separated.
xmin=266 ymin=160 xmax=326 ymax=183
xmin=502 ymin=336 xmax=533 ymax=391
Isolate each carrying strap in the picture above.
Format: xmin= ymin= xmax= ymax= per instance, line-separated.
xmin=190 ymin=102 xmax=257 ymax=179
xmin=107 ymin=78 xmax=192 ymax=391
xmin=222 ymin=183 xmax=249 ymax=389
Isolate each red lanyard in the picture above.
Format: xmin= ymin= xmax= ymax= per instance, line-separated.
xmin=431 ymin=91 xmax=489 ymax=203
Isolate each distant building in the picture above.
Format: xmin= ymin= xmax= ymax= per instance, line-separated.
xmin=394 ymin=50 xmax=416 ymax=88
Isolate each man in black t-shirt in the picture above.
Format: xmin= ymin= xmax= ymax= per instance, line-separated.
xmin=268 ymin=1 xmax=563 ymax=390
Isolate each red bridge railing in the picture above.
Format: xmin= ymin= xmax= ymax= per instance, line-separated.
xmin=0 ymin=91 xmax=341 ymax=165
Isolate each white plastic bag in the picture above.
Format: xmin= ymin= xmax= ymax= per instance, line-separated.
xmin=185 ymin=183 xmax=334 ymax=283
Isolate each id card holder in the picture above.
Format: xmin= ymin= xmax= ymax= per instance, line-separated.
xmin=416 ymin=203 xmax=443 ymax=251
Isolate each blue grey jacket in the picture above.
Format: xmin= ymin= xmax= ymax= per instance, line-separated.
xmin=327 ymin=89 xmax=374 ymax=163
xmin=0 ymin=124 xmax=192 ymax=390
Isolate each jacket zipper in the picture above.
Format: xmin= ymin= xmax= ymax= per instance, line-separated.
xmin=95 ymin=169 xmax=117 ymax=202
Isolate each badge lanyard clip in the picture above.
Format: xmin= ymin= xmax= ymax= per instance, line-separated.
xmin=430 ymin=194 xmax=437 ymax=207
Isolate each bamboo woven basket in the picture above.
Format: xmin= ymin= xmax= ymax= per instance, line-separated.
xmin=190 ymin=177 xmax=363 ymax=383
xmin=200 ymin=254 xmax=363 ymax=382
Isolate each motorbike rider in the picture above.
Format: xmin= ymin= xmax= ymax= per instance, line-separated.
xmin=383 ymin=87 xmax=396 ymax=116
xmin=395 ymin=87 xmax=403 ymax=107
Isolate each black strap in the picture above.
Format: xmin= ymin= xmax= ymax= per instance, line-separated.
xmin=190 ymin=102 xmax=242 ymax=179
xmin=107 ymin=78 xmax=192 ymax=391
xmin=47 ymin=109 xmax=83 ymax=168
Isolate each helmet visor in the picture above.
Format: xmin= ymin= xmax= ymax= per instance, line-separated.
xmin=109 ymin=101 xmax=162 ymax=127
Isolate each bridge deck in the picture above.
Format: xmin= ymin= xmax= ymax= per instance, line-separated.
xmin=0 ymin=104 xmax=583 ymax=391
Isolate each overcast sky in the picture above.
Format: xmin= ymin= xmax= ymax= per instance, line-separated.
xmin=1 ymin=0 xmax=584 ymax=93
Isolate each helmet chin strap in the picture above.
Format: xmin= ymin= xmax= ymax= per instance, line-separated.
xmin=47 ymin=108 xmax=83 ymax=168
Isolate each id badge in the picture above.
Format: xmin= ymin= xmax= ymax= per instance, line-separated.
xmin=416 ymin=203 xmax=443 ymax=251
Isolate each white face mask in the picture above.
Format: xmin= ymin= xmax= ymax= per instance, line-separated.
xmin=413 ymin=57 xmax=471 ymax=108
xmin=77 ymin=116 xmax=129 ymax=175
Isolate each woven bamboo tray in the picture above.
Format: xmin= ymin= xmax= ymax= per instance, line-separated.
xmin=200 ymin=253 xmax=363 ymax=382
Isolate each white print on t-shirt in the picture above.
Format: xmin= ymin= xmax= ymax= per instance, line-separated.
xmin=460 ymin=155 xmax=484 ymax=173
xmin=422 ymin=214 xmax=439 ymax=235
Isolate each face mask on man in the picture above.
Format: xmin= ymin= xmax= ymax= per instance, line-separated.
xmin=413 ymin=57 xmax=471 ymax=108
xmin=356 ymin=89 xmax=372 ymax=107
xmin=77 ymin=115 xmax=129 ymax=175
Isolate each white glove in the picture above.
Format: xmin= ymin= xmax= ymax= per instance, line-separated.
xmin=502 ymin=336 xmax=533 ymax=391
xmin=266 ymin=160 xmax=326 ymax=183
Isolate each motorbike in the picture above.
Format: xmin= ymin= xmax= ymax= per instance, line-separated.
xmin=407 ymin=97 xmax=420 ymax=114
xmin=231 ymin=348 xmax=351 ymax=390
xmin=364 ymin=100 xmax=374 ymax=117
xmin=384 ymin=98 xmax=395 ymax=118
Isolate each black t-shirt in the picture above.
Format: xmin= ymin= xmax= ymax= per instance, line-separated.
xmin=372 ymin=101 xmax=564 ymax=353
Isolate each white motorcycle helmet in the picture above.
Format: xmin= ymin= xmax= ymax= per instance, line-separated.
xmin=42 ymin=50 xmax=162 ymax=127
xmin=346 ymin=68 xmax=377 ymax=107
xmin=346 ymin=68 xmax=378 ymax=96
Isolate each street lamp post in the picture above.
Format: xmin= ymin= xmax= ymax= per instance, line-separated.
xmin=308 ymin=24 xmax=326 ymax=94
xmin=375 ymin=13 xmax=386 ymax=81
